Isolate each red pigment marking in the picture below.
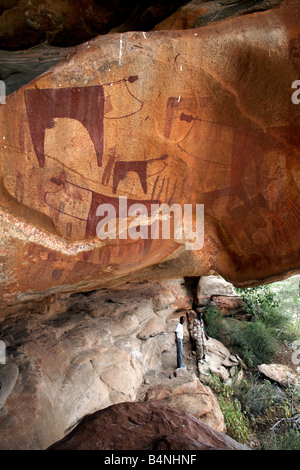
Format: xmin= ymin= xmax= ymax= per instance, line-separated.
xmin=24 ymin=86 xmax=105 ymax=168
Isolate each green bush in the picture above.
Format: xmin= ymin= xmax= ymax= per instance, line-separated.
xmin=231 ymin=320 xmax=278 ymax=367
xmin=236 ymin=283 xmax=298 ymax=341
xmin=204 ymin=305 xmax=225 ymax=341
xmin=218 ymin=395 xmax=250 ymax=444
xmin=267 ymin=430 xmax=300 ymax=450
xmin=209 ymin=374 xmax=250 ymax=444
xmin=204 ymin=306 xmax=240 ymax=348
xmin=240 ymin=378 xmax=286 ymax=416
xmin=239 ymin=374 xmax=300 ymax=450
xmin=205 ymin=307 xmax=278 ymax=367
xmin=205 ymin=278 xmax=300 ymax=450
xmin=235 ymin=284 xmax=279 ymax=316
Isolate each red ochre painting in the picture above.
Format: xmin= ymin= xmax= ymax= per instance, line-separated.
xmin=0 ymin=0 xmax=299 ymax=301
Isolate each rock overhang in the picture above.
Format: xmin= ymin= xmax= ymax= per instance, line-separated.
xmin=0 ymin=0 xmax=299 ymax=313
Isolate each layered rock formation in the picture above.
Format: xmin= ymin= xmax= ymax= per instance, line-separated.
xmin=0 ymin=43 xmax=74 ymax=95
xmin=154 ymin=0 xmax=283 ymax=31
xmin=0 ymin=0 xmax=299 ymax=314
xmin=208 ymin=296 xmax=249 ymax=320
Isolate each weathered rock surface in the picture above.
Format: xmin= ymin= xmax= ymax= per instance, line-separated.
xmin=0 ymin=1 xmax=284 ymax=96
xmin=258 ymin=363 xmax=299 ymax=388
xmin=154 ymin=0 xmax=283 ymax=31
xmin=48 ymin=400 xmax=249 ymax=450
xmin=197 ymin=275 xmax=236 ymax=306
xmin=0 ymin=0 xmax=298 ymax=453
xmin=0 ymin=0 xmax=299 ymax=313
xmin=0 ymin=0 xmax=187 ymax=50
xmin=209 ymin=295 xmax=250 ymax=320
xmin=196 ymin=337 xmax=244 ymax=385
xmin=196 ymin=275 xmax=250 ymax=319
xmin=0 ymin=43 xmax=73 ymax=95
xmin=145 ymin=373 xmax=226 ymax=432
xmin=0 ymin=279 xmax=210 ymax=450
xmin=0 ymin=361 xmax=19 ymax=408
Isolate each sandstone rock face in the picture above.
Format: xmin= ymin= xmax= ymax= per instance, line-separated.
xmin=0 ymin=0 xmax=187 ymax=50
xmin=209 ymin=295 xmax=250 ymax=320
xmin=0 ymin=362 xmax=19 ymax=408
xmin=0 ymin=43 xmax=73 ymax=95
xmin=48 ymin=401 xmax=249 ymax=450
xmin=258 ymin=363 xmax=299 ymax=388
xmin=197 ymin=275 xmax=250 ymax=319
xmin=154 ymin=0 xmax=283 ymax=31
xmin=145 ymin=373 xmax=226 ymax=432
xmin=197 ymin=337 xmax=244 ymax=385
xmin=0 ymin=279 xmax=205 ymax=450
xmin=0 ymin=0 xmax=299 ymax=312
xmin=0 ymin=2 xmax=285 ymax=96
xmin=197 ymin=275 xmax=236 ymax=306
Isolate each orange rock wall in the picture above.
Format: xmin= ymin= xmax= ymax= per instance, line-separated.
xmin=0 ymin=0 xmax=299 ymax=311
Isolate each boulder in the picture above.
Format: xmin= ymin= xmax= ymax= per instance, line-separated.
xmin=258 ymin=364 xmax=299 ymax=388
xmin=222 ymin=355 xmax=239 ymax=367
xmin=48 ymin=401 xmax=249 ymax=450
xmin=0 ymin=0 xmax=300 ymax=313
xmin=197 ymin=338 xmax=230 ymax=384
xmin=209 ymin=365 xmax=230 ymax=383
xmin=196 ymin=338 xmax=245 ymax=385
xmin=174 ymin=366 xmax=189 ymax=377
xmin=145 ymin=374 xmax=226 ymax=432
xmin=197 ymin=275 xmax=236 ymax=306
xmin=209 ymin=295 xmax=250 ymax=320
xmin=206 ymin=337 xmax=232 ymax=363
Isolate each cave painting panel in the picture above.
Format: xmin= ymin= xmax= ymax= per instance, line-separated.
xmin=6 ymin=72 xmax=273 ymax=244
xmin=1 ymin=1 xmax=300 ymax=301
xmin=21 ymin=77 xmax=177 ymax=241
